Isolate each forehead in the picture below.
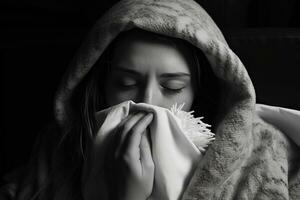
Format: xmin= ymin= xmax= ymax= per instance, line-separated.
xmin=111 ymin=31 xmax=193 ymax=73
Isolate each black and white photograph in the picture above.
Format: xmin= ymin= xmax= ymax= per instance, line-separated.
xmin=1 ymin=0 xmax=300 ymax=199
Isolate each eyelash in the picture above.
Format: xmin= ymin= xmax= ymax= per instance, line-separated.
xmin=162 ymin=86 xmax=184 ymax=94
xmin=117 ymin=84 xmax=137 ymax=90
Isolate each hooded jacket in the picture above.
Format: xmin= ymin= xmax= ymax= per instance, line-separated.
xmin=1 ymin=0 xmax=300 ymax=199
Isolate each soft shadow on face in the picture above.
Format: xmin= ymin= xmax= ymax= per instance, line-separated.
xmin=104 ymin=31 xmax=197 ymax=111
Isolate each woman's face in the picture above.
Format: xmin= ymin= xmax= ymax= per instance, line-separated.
xmin=104 ymin=33 xmax=196 ymax=111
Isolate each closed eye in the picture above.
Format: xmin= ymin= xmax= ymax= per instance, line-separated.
xmin=161 ymin=80 xmax=186 ymax=90
xmin=116 ymin=77 xmax=138 ymax=88
xmin=162 ymin=87 xmax=184 ymax=95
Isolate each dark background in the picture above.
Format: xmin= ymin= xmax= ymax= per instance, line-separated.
xmin=1 ymin=0 xmax=300 ymax=177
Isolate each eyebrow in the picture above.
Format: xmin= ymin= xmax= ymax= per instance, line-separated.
xmin=113 ymin=68 xmax=141 ymax=76
xmin=160 ymin=73 xmax=191 ymax=78
xmin=113 ymin=67 xmax=191 ymax=78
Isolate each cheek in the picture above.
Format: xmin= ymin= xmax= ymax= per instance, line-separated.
xmin=109 ymin=93 xmax=137 ymax=106
xmin=104 ymin=83 xmax=138 ymax=107
xmin=173 ymin=88 xmax=194 ymax=111
xmin=158 ymin=88 xmax=194 ymax=111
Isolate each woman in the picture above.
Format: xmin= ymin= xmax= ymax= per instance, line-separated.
xmin=1 ymin=0 xmax=300 ymax=199
xmin=79 ymin=28 xmax=218 ymax=200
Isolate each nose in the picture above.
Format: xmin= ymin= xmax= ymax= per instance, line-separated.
xmin=143 ymin=89 xmax=153 ymax=104
xmin=140 ymin=81 xmax=159 ymax=105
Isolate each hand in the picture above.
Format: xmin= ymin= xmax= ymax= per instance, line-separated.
xmin=111 ymin=112 xmax=155 ymax=200
xmin=82 ymin=112 xmax=155 ymax=200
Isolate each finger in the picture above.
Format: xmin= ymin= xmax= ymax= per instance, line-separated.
xmin=125 ymin=113 xmax=154 ymax=161
xmin=114 ymin=112 xmax=146 ymax=158
xmin=140 ymin=130 xmax=154 ymax=174
xmin=108 ymin=113 xmax=136 ymax=164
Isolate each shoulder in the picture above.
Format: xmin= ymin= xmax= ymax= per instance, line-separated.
xmin=252 ymin=113 xmax=300 ymax=170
